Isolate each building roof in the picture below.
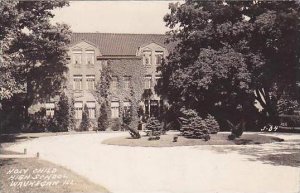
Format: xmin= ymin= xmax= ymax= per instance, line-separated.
xmin=70 ymin=33 xmax=175 ymax=56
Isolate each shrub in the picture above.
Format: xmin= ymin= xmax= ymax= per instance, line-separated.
xmin=279 ymin=115 xmax=300 ymax=127
xmin=227 ymin=120 xmax=245 ymax=138
xmin=146 ymin=117 xmax=162 ymax=136
xmin=25 ymin=108 xmax=49 ymax=132
xmin=178 ymin=107 xmax=212 ymax=140
xmin=98 ymin=103 xmax=109 ymax=131
xmin=204 ymin=114 xmax=220 ymax=134
xmin=79 ymin=104 xmax=91 ymax=131
xmin=47 ymin=116 xmax=59 ymax=132
xmin=111 ymin=118 xmax=122 ymax=131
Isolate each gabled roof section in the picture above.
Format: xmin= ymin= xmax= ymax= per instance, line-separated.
xmin=69 ymin=39 xmax=99 ymax=50
xmin=70 ymin=33 xmax=175 ymax=56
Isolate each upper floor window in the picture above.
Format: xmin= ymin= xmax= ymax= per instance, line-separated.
xmin=155 ymin=75 xmax=162 ymax=80
xmin=155 ymin=51 xmax=164 ymax=65
xmin=123 ymin=101 xmax=131 ymax=117
xmin=87 ymin=101 xmax=96 ymax=119
xmin=155 ymin=75 xmax=162 ymax=87
xmin=144 ymin=75 xmax=152 ymax=89
xmin=73 ymin=75 xmax=82 ymax=90
xmin=45 ymin=102 xmax=55 ymax=117
xmin=111 ymin=101 xmax=120 ymax=118
xmin=123 ymin=76 xmax=131 ymax=90
xmin=86 ymin=75 xmax=95 ymax=90
xmin=86 ymin=50 xmax=95 ymax=66
xmin=73 ymin=50 xmax=82 ymax=67
xmin=143 ymin=51 xmax=152 ymax=66
xmin=111 ymin=76 xmax=118 ymax=91
xmin=74 ymin=101 xmax=83 ymax=119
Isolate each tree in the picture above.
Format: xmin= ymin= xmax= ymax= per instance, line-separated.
xmin=0 ymin=1 xmax=71 ymax=120
xmin=68 ymin=96 xmax=76 ymax=131
xmin=94 ymin=64 xmax=112 ymax=104
xmin=98 ymin=102 xmax=109 ymax=131
xmin=80 ymin=104 xmax=91 ymax=131
xmin=160 ymin=1 xmax=300 ymax=130
xmin=53 ymin=92 xmax=73 ymax=132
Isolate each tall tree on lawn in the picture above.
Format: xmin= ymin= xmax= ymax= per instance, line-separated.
xmin=159 ymin=1 xmax=300 ymax=128
xmin=0 ymin=1 xmax=71 ymax=120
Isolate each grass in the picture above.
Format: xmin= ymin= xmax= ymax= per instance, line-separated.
xmin=0 ymin=150 xmax=109 ymax=193
xmin=102 ymin=132 xmax=284 ymax=147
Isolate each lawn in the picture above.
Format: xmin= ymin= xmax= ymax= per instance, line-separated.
xmin=0 ymin=150 xmax=109 ymax=193
xmin=103 ymin=132 xmax=284 ymax=147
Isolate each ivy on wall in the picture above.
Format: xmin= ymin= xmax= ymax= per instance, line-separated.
xmin=93 ymin=58 xmax=146 ymax=129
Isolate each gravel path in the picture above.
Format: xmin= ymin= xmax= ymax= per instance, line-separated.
xmin=5 ymin=132 xmax=300 ymax=193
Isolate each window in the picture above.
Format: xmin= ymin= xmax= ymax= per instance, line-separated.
xmin=144 ymin=100 xmax=162 ymax=118
xmin=143 ymin=51 xmax=152 ymax=66
xmin=111 ymin=76 xmax=118 ymax=91
xmin=45 ymin=102 xmax=55 ymax=117
xmin=86 ymin=75 xmax=95 ymax=90
xmin=87 ymin=101 xmax=96 ymax=119
xmin=73 ymin=50 xmax=82 ymax=67
xmin=123 ymin=76 xmax=131 ymax=90
xmin=75 ymin=102 xmax=83 ymax=119
xmin=155 ymin=51 xmax=164 ymax=65
xmin=73 ymin=75 xmax=82 ymax=90
xmin=155 ymin=75 xmax=162 ymax=87
xmin=144 ymin=75 xmax=152 ymax=89
xmin=86 ymin=50 xmax=95 ymax=66
xmin=111 ymin=101 xmax=120 ymax=118
xmin=123 ymin=101 xmax=131 ymax=117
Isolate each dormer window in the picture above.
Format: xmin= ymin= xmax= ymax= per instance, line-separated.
xmin=86 ymin=50 xmax=95 ymax=66
xmin=73 ymin=50 xmax=82 ymax=67
xmin=143 ymin=50 xmax=152 ymax=66
xmin=155 ymin=51 xmax=164 ymax=65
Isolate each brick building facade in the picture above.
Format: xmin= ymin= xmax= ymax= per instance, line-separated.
xmin=45 ymin=33 xmax=172 ymax=130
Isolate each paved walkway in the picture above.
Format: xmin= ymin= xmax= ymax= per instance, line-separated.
xmin=4 ymin=132 xmax=300 ymax=193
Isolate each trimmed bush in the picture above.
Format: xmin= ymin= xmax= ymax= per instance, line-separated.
xmin=146 ymin=117 xmax=162 ymax=136
xmin=111 ymin=118 xmax=122 ymax=131
xmin=204 ymin=114 xmax=220 ymax=134
xmin=178 ymin=108 xmax=214 ymax=140
xmin=79 ymin=104 xmax=91 ymax=131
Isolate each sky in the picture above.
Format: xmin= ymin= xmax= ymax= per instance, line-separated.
xmin=51 ymin=1 xmax=182 ymax=34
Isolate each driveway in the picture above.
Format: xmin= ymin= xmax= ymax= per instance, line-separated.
xmin=5 ymin=132 xmax=300 ymax=193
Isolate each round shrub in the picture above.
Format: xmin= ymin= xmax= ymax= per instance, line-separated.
xmin=111 ymin=118 xmax=122 ymax=131
xmin=204 ymin=114 xmax=220 ymax=134
xmin=146 ymin=117 xmax=162 ymax=136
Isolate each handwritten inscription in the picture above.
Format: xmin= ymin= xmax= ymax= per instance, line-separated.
xmin=261 ymin=125 xmax=279 ymax=132
xmin=6 ymin=167 xmax=74 ymax=188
